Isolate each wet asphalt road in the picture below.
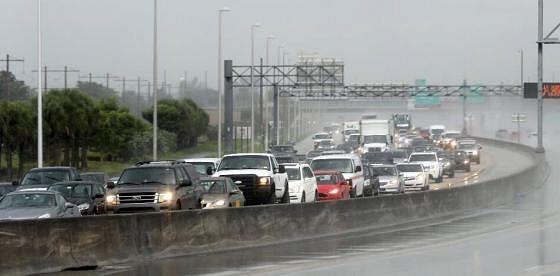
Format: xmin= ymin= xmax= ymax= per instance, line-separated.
xmin=48 ymin=97 xmax=557 ymax=276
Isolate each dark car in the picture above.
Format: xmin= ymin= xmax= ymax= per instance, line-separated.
xmin=362 ymin=151 xmax=393 ymax=165
xmin=15 ymin=167 xmax=81 ymax=191
xmin=436 ymin=151 xmax=455 ymax=178
xmin=454 ymin=150 xmax=471 ymax=172
xmin=269 ymin=145 xmax=298 ymax=161
xmin=48 ymin=181 xmax=107 ymax=215
xmin=0 ymin=183 xmax=17 ymax=197
xmin=105 ymin=160 xmax=205 ymax=213
xmin=363 ymin=165 xmax=380 ymax=196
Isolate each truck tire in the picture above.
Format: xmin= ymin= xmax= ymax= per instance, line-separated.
xmin=267 ymin=185 xmax=277 ymax=204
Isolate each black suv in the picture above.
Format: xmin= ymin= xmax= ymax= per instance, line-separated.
xmin=15 ymin=167 xmax=81 ymax=190
xmin=105 ymin=161 xmax=204 ymax=213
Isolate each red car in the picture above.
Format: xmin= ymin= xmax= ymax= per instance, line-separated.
xmin=314 ymin=170 xmax=350 ymax=201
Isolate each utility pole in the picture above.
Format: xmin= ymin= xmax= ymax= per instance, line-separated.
xmin=33 ymin=66 xmax=79 ymax=91
xmin=79 ymin=73 xmax=118 ymax=88
xmin=0 ymin=54 xmax=24 ymax=100
xmin=205 ymin=70 xmax=208 ymax=90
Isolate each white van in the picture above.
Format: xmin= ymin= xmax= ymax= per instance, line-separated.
xmin=310 ymin=154 xmax=364 ymax=197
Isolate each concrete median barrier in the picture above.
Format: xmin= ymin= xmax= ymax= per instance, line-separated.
xmin=0 ymin=139 xmax=547 ymax=275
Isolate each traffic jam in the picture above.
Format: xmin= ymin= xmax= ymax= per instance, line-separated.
xmin=0 ymin=112 xmax=483 ymax=220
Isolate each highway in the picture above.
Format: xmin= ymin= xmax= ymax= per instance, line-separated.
xmin=32 ymin=96 xmax=550 ymax=276
xmin=49 ymin=136 xmax=533 ymax=276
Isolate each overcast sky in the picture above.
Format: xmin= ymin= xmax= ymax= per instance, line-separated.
xmin=1 ymin=0 xmax=560 ymax=90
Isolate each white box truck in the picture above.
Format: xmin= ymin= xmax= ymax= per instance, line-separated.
xmin=359 ymin=119 xmax=393 ymax=153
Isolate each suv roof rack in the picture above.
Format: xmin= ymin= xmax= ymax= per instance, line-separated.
xmin=134 ymin=160 xmax=188 ymax=166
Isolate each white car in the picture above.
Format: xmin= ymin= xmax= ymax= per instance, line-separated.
xmin=408 ymin=152 xmax=443 ymax=183
xmin=283 ymin=163 xmax=318 ymax=203
xmin=310 ymin=154 xmax=364 ymax=197
xmin=180 ymin=158 xmax=221 ymax=176
xmin=396 ymin=163 xmax=429 ymax=191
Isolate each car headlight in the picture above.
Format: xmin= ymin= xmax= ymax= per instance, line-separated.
xmin=258 ymin=177 xmax=270 ymax=186
xmin=38 ymin=213 xmax=51 ymax=219
xmin=106 ymin=195 xmax=117 ymax=205
xmin=78 ymin=203 xmax=90 ymax=211
xmin=158 ymin=192 xmax=173 ymax=203
xmin=464 ymin=160 xmax=470 ymax=164
xmin=328 ymin=188 xmax=339 ymax=194
xmin=445 ymin=161 xmax=451 ymax=166
xmin=215 ymin=200 xmax=225 ymax=206
xmin=473 ymin=151 xmax=478 ymax=156
xmin=290 ymin=185 xmax=300 ymax=193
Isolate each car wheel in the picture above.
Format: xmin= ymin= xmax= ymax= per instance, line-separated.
xmin=314 ymin=190 xmax=319 ymax=202
xmin=281 ymin=182 xmax=290 ymax=204
xmin=301 ymin=192 xmax=306 ymax=203
xmin=268 ymin=185 xmax=277 ymax=204
xmin=175 ymin=200 xmax=182 ymax=210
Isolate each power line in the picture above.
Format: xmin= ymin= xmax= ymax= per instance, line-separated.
xmin=32 ymin=66 xmax=79 ymax=91
xmin=0 ymin=54 xmax=25 ymax=99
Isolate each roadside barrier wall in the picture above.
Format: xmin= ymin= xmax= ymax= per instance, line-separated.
xmin=0 ymin=139 xmax=546 ymax=275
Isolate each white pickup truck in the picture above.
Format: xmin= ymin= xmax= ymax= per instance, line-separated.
xmin=408 ymin=152 xmax=444 ymax=183
xmin=213 ymin=153 xmax=289 ymax=205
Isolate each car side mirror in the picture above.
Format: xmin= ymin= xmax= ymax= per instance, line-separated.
xmin=478 ymin=145 xmax=482 ymax=150
xmin=106 ymin=182 xmax=115 ymax=189
xmin=206 ymin=166 xmax=214 ymax=176
xmin=180 ymin=179 xmax=192 ymax=186
xmin=355 ymin=166 xmax=362 ymax=172
xmin=65 ymin=202 xmax=75 ymax=209
xmin=278 ymin=165 xmax=286 ymax=174
xmin=294 ymin=150 xmax=298 ymax=154
xmin=266 ymin=150 xmax=271 ymax=153
xmin=94 ymin=193 xmax=104 ymax=199
xmin=346 ymin=179 xmax=353 ymax=186
xmin=11 ymin=181 xmax=19 ymax=186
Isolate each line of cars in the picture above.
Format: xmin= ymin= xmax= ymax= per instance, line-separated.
xmin=304 ymin=120 xmax=484 ymax=196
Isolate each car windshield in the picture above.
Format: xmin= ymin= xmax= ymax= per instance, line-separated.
xmin=311 ymin=159 xmax=353 ymax=173
xmin=314 ymin=134 xmax=330 ymax=140
xmin=396 ymin=164 xmax=423 ymax=172
xmin=348 ymin=135 xmax=360 ymax=142
xmin=48 ymin=184 xmax=91 ymax=198
xmin=431 ymin=129 xmax=445 ymax=135
xmin=207 ymin=181 xmax=227 ymax=194
xmin=345 ymin=129 xmax=359 ymax=135
xmin=372 ymin=167 xmax=397 ymax=176
xmin=218 ymin=156 xmax=270 ymax=170
xmin=409 ymin=154 xmax=436 ymax=162
xmin=363 ymin=153 xmax=389 ymax=162
xmin=445 ymin=133 xmax=461 ymax=138
xmin=189 ymin=162 xmax=214 ymax=176
xmin=363 ymin=135 xmax=386 ymax=144
xmin=80 ymin=173 xmax=104 ymax=183
xmin=315 ymin=174 xmax=339 ymax=185
xmin=392 ymin=151 xmax=407 ymax=158
xmin=286 ymin=168 xmax=301 ymax=180
xmin=21 ymin=170 xmax=71 ymax=186
xmin=458 ymin=144 xmax=476 ymax=150
xmin=0 ymin=193 xmax=56 ymax=209
xmin=319 ymin=140 xmax=332 ymax=145
xmin=118 ymin=167 xmax=176 ymax=185
xmin=271 ymin=146 xmax=293 ymax=152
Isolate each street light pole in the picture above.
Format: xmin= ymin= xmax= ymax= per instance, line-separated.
xmin=264 ymin=35 xmax=275 ymax=150
xmin=152 ymin=0 xmax=158 ymax=160
xmin=217 ymin=7 xmax=230 ymax=158
xmin=536 ymin=0 xmax=545 ymax=153
xmin=520 ymin=49 xmax=524 ymax=88
xmin=37 ymin=0 xmax=43 ymax=168
xmin=250 ymin=23 xmax=261 ymax=152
